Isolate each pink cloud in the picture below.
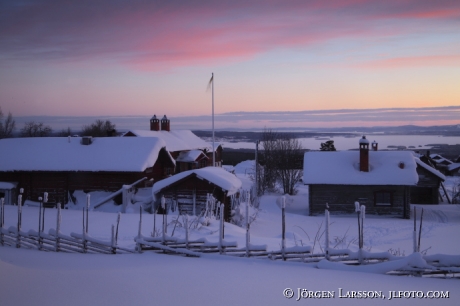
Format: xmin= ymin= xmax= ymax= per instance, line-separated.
xmin=1 ymin=1 xmax=459 ymax=71
xmin=357 ymin=54 xmax=460 ymax=69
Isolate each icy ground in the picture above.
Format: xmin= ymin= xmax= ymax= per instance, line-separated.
xmin=1 ymin=167 xmax=459 ymax=305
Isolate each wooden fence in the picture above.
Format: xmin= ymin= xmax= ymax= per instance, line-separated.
xmin=1 ymin=192 xmax=459 ymax=278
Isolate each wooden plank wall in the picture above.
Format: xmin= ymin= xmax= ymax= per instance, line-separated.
xmin=411 ymin=167 xmax=441 ymax=204
xmin=158 ymin=175 xmax=232 ymax=221
xmin=0 ymin=170 xmax=161 ymax=204
xmin=309 ymin=184 xmax=410 ymax=218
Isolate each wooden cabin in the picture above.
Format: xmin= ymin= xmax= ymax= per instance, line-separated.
xmin=152 ymin=167 xmax=242 ymax=222
xmin=0 ymin=137 xmax=175 ymax=204
xmin=303 ymin=137 xmax=418 ymax=219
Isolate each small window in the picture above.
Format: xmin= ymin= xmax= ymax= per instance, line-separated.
xmin=375 ymin=191 xmax=392 ymax=206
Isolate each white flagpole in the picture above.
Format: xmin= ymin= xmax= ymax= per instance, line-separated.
xmin=212 ymin=72 xmax=215 ymax=167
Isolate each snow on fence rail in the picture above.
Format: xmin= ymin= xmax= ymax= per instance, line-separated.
xmin=1 ymin=192 xmax=459 ymax=278
xmin=0 ymin=192 xmax=135 ymax=254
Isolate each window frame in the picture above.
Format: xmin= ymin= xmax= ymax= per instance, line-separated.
xmin=374 ymin=190 xmax=393 ymax=206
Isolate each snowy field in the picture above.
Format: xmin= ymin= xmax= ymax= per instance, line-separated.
xmin=1 ymin=165 xmax=459 ymax=305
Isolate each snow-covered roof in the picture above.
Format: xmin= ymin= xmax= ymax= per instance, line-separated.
xmin=123 ymin=130 xmax=211 ymax=152
xmin=447 ymin=163 xmax=460 ymax=172
xmin=0 ymin=137 xmax=174 ymax=172
xmin=303 ymin=151 xmax=419 ymax=185
xmin=429 ymin=154 xmax=453 ymax=165
xmin=415 ymin=158 xmax=446 ymax=181
xmin=176 ymin=150 xmax=207 ymax=163
xmin=152 ymin=167 xmax=242 ymax=196
xmin=0 ymin=181 xmax=17 ymax=189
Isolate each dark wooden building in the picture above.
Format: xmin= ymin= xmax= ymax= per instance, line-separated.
xmin=0 ymin=137 xmax=175 ymax=204
xmin=152 ymin=167 xmax=241 ymax=222
xmin=303 ymin=137 xmax=419 ymax=219
xmin=411 ymin=159 xmax=445 ymax=204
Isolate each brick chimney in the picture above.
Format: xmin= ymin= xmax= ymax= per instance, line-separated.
xmin=161 ymin=115 xmax=170 ymax=132
xmin=359 ymin=136 xmax=369 ymax=172
xmin=150 ymin=115 xmax=160 ymax=131
xmin=372 ymin=140 xmax=378 ymax=151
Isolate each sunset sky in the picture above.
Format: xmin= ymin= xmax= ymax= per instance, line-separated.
xmin=1 ymin=0 xmax=459 ymax=129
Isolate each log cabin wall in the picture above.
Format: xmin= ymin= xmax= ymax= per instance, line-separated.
xmin=309 ymin=184 xmax=410 ymax=219
xmin=157 ymin=175 xmax=231 ymax=221
xmin=0 ymin=162 xmax=172 ymax=205
xmin=410 ymin=166 xmax=442 ymax=204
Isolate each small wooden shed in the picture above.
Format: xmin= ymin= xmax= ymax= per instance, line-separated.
xmin=152 ymin=167 xmax=242 ymax=222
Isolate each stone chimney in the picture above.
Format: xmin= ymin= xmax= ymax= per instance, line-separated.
xmin=372 ymin=140 xmax=378 ymax=151
xmin=359 ymin=136 xmax=369 ymax=172
xmin=161 ymin=115 xmax=170 ymax=132
xmin=150 ymin=115 xmax=160 ymax=131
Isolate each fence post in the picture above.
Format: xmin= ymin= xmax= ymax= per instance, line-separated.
xmin=111 ymin=225 xmax=116 ymax=254
xmin=281 ymin=196 xmax=286 ymax=261
xmin=192 ymin=189 xmax=196 ymax=216
xmin=246 ymin=191 xmax=250 ymax=257
xmin=42 ymin=192 xmax=48 ymax=233
xmin=38 ymin=197 xmax=43 ymax=250
xmin=136 ymin=206 xmax=143 ymax=253
xmin=359 ymin=205 xmax=366 ymax=264
xmin=55 ymin=203 xmax=61 ymax=252
xmin=161 ymin=195 xmax=167 ymax=238
xmin=82 ymin=208 xmax=87 ymax=253
xmin=325 ymin=205 xmax=330 ymax=260
xmin=16 ymin=193 xmax=23 ymax=248
xmin=354 ymin=201 xmax=361 ymax=263
xmin=0 ymin=197 xmax=4 ymax=246
xmin=185 ymin=215 xmax=189 ymax=249
xmin=219 ymin=203 xmax=224 ymax=254
xmin=86 ymin=194 xmax=90 ymax=234
xmin=418 ymin=208 xmax=424 ymax=253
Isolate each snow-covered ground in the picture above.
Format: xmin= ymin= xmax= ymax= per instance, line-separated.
xmin=1 ymin=165 xmax=459 ymax=305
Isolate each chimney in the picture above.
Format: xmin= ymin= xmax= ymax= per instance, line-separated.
xmin=359 ymin=136 xmax=369 ymax=172
xmin=161 ymin=115 xmax=170 ymax=132
xmin=150 ymin=115 xmax=160 ymax=131
xmin=372 ymin=141 xmax=378 ymax=151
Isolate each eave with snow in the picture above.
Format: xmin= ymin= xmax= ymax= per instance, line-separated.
xmin=152 ymin=167 xmax=242 ymax=222
xmin=0 ymin=137 xmax=175 ymax=203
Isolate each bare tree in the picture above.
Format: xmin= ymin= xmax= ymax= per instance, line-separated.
xmin=20 ymin=121 xmax=52 ymax=137
xmin=0 ymin=107 xmax=16 ymax=138
xmin=259 ymin=129 xmax=304 ymax=195
xmin=274 ymin=135 xmax=304 ymax=195
xmin=81 ymin=119 xmax=116 ymax=137
xmin=260 ymin=128 xmax=278 ymax=193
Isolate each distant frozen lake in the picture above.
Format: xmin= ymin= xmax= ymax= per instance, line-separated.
xmin=218 ymin=134 xmax=460 ymax=151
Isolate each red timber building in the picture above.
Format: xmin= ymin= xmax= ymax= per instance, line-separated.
xmin=123 ymin=115 xmax=223 ymax=173
xmin=0 ymin=115 xmax=222 ymax=205
xmin=0 ymin=136 xmax=175 ymax=204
